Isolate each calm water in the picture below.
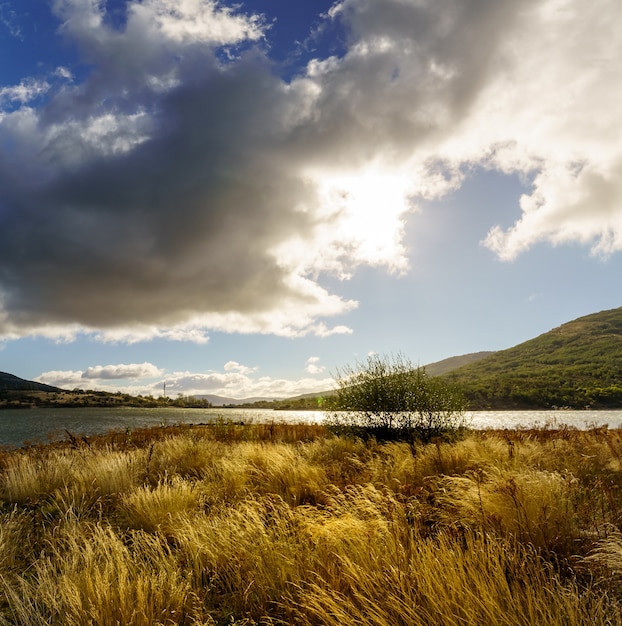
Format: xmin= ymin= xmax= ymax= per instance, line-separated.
xmin=0 ymin=407 xmax=621 ymax=449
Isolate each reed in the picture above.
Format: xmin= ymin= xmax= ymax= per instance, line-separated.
xmin=233 ymin=442 xmax=328 ymax=504
xmin=0 ymin=446 xmax=146 ymax=518
xmin=144 ymin=435 xmax=224 ymax=481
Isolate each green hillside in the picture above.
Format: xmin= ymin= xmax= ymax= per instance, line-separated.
xmin=446 ymin=307 xmax=622 ymax=409
xmin=424 ymin=351 xmax=495 ymax=376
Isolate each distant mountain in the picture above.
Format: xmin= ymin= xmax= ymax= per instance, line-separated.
xmin=194 ymin=394 xmax=279 ymax=407
xmin=0 ymin=372 xmax=63 ymax=393
xmin=446 ymin=307 xmax=622 ymax=409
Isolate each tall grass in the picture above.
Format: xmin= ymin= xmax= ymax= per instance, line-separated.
xmin=2 ymin=521 xmax=196 ymax=626
xmin=2 ymin=447 xmax=145 ymax=505
xmin=297 ymin=521 xmax=605 ymax=626
xmin=0 ymin=423 xmax=621 ymax=624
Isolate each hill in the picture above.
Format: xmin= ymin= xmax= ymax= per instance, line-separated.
xmin=0 ymin=372 xmax=63 ymax=393
xmin=0 ymin=374 xmax=213 ymax=410
xmin=424 ymin=351 xmax=495 ymax=376
xmin=446 ymin=307 xmax=622 ymax=409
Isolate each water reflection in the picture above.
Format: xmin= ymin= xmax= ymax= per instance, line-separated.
xmin=0 ymin=407 xmax=621 ymax=448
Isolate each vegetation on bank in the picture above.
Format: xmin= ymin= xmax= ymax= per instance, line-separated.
xmin=236 ymin=395 xmax=329 ymax=411
xmin=1 ymin=421 xmax=622 ymax=624
xmin=0 ymin=389 xmax=212 ymax=410
xmin=325 ymin=353 xmax=469 ymax=443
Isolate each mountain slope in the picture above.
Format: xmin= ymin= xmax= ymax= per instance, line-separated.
xmin=424 ymin=352 xmax=495 ymax=376
xmin=0 ymin=372 xmax=62 ymax=393
xmin=446 ymin=307 xmax=622 ymax=409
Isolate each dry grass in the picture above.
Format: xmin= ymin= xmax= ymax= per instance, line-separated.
xmin=1 ymin=521 xmax=196 ymax=626
xmin=0 ymin=422 xmax=621 ymax=624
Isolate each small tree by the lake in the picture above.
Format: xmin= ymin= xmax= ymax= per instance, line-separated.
xmin=325 ymin=353 xmax=469 ymax=442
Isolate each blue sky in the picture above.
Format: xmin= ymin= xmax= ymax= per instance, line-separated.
xmin=1 ymin=0 xmax=621 ymax=400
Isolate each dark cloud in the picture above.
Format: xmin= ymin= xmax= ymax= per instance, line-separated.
xmin=0 ymin=5 xmax=327 ymax=337
xmin=1 ymin=59 xmax=316 ymax=330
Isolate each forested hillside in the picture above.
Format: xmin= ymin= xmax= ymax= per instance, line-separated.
xmin=446 ymin=307 xmax=622 ymax=409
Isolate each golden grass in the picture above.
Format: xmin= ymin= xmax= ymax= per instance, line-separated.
xmin=2 ymin=446 xmax=145 ymax=505
xmin=2 ymin=521 xmax=196 ymax=626
xmin=120 ymin=477 xmax=205 ymax=534
xmin=297 ymin=521 xmax=603 ymax=626
xmin=0 ymin=423 xmax=621 ymax=624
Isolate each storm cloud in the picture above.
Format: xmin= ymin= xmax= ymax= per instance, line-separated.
xmin=1 ymin=0 xmax=621 ymax=342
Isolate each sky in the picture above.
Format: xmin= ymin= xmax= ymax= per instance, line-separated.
xmin=1 ymin=0 xmax=621 ymax=400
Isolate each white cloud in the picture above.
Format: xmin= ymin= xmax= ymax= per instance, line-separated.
xmin=224 ymin=361 xmax=257 ymax=374
xmin=83 ymin=362 xmax=164 ymax=380
xmin=35 ymin=360 xmax=334 ymax=399
xmin=2 ymin=0 xmax=622 ymax=343
xmin=483 ymin=161 xmax=622 ymax=260
xmin=0 ymin=79 xmax=50 ymax=106
xmin=442 ymin=0 xmax=622 ymax=260
xmin=309 ymin=0 xmax=622 ymax=262
xmin=35 ymin=370 xmax=85 ymax=389
xmin=35 ymin=362 xmax=165 ymax=389
xmin=305 ymin=356 xmax=325 ymax=375
xmin=128 ymin=0 xmax=265 ymax=46
xmin=0 ymin=2 xmax=22 ymax=40
xmin=164 ymin=368 xmax=334 ymax=399
xmin=93 ymin=325 xmax=211 ymax=344
xmin=54 ymin=66 xmax=74 ymax=81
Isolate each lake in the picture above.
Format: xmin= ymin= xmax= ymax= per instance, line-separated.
xmin=0 ymin=407 xmax=621 ymax=449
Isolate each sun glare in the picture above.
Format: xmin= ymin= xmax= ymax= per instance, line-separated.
xmin=316 ymin=169 xmax=413 ymax=272
xmin=270 ymin=167 xmax=413 ymax=281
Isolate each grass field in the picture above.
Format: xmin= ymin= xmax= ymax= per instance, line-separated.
xmin=0 ymin=421 xmax=621 ymax=624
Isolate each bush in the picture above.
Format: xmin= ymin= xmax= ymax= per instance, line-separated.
xmin=325 ymin=353 xmax=469 ymax=442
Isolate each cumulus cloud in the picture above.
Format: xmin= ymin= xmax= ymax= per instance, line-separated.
xmin=35 ymin=359 xmax=333 ymax=398
xmin=310 ymin=0 xmax=622 ymax=261
xmin=83 ymin=362 xmax=164 ymax=380
xmin=35 ymin=370 xmax=85 ymax=389
xmin=164 ymin=366 xmax=334 ymax=399
xmin=2 ymin=0 xmax=621 ymax=343
xmin=224 ymin=361 xmax=257 ymax=374
xmin=305 ymin=356 xmax=325 ymax=375
xmin=36 ymin=361 xmax=165 ymax=387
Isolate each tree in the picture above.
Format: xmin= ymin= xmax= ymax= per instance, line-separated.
xmin=325 ymin=353 xmax=469 ymax=442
